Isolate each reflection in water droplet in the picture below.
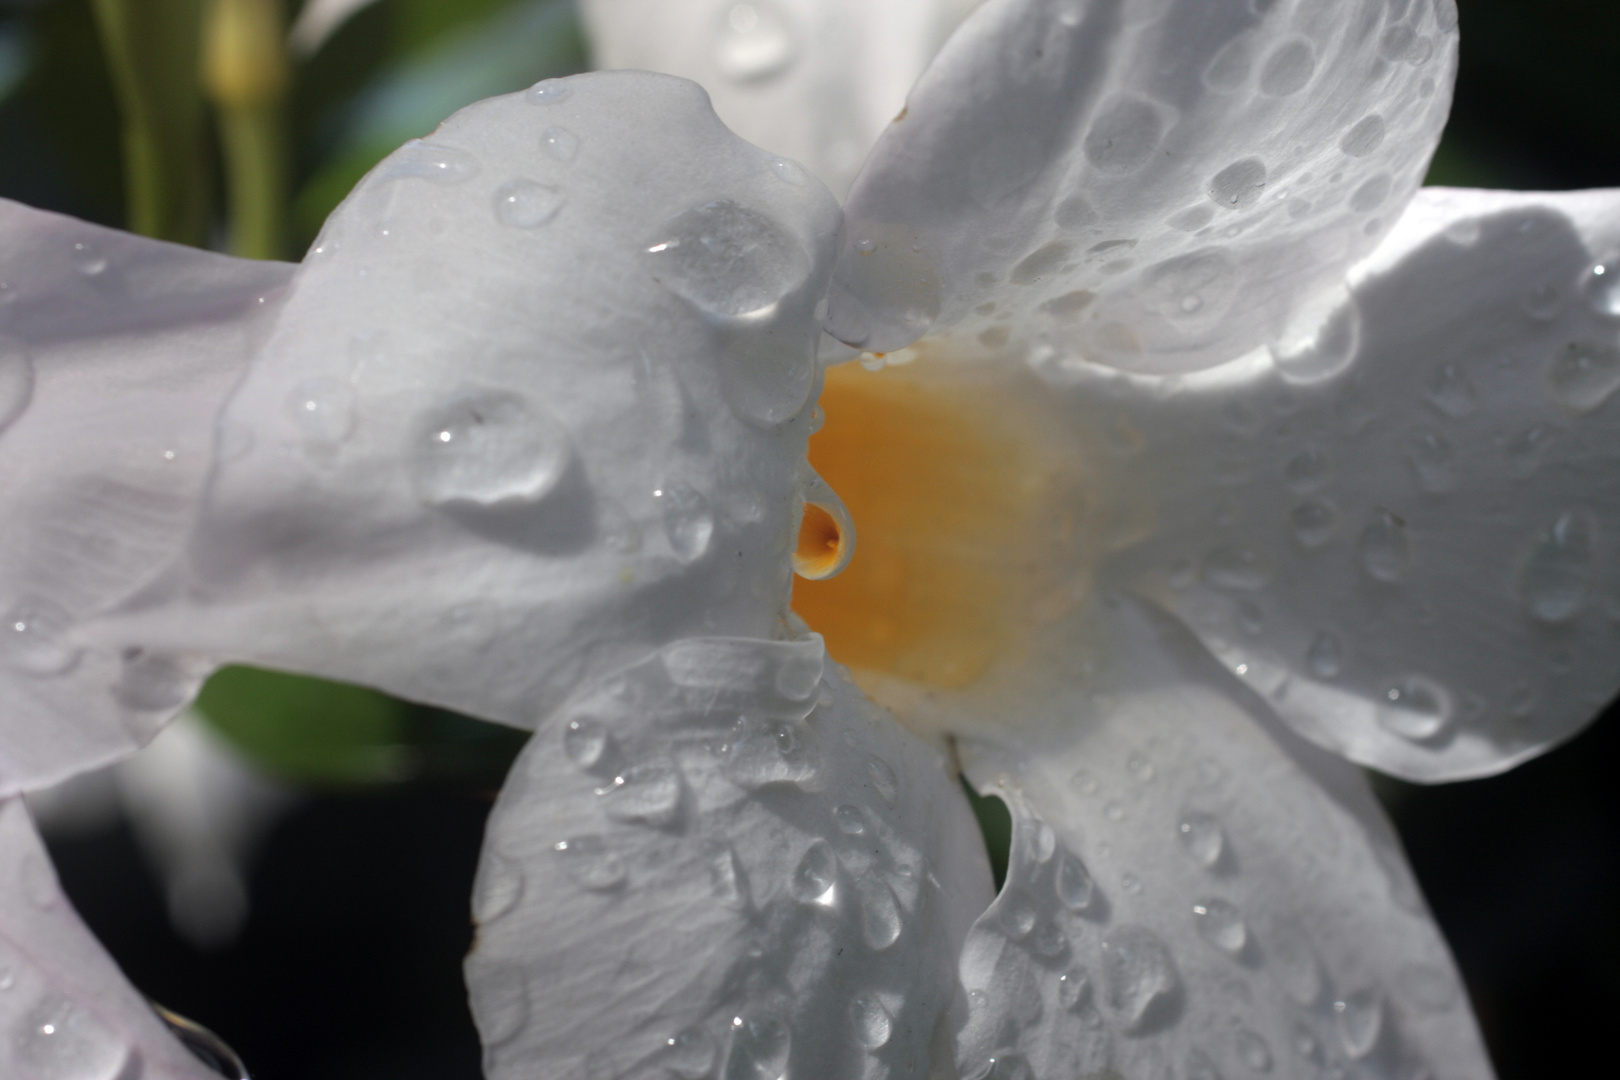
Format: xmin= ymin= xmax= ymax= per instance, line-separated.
xmin=1357 ymin=510 xmax=1410 ymax=583
xmin=646 ymin=200 xmax=809 ymax=317
xmin=664 ymin=1027 xmax=718 ymax=1080
xmin=286 ymin=378 xmax=356 ymax=443
xmin=553 ymin=835 xmax=627 ymax=891
xmin=1177 ymin=812 xmax=1225 ymax=869
xmin=1192 ymin=899 xmax=1248 ymax=955
xmin=657 ymin=483 xmax=715 ymax=563
xmin=725 ymin=1011 xmax=791 ymax=1080
xmin=1334 ymin=989 xmax=1384 ymax=1059
xmin=1100 ymin=926 xmax=1180 ymax=1033
xmin=791 ymin=840 xmax=836 ymax=903
xmin=564 ymin=718 xmax=612 ymax=770
xmin=13 ymin=995 xmax=128 ymax=1080
xmin=1 ymin=598 xmax=83 ymax=676
xmin=714 ymin=2 xmax=799 ymax=83
xmin=540 ymin=127 xmax=579 ymax=161
xmin=1055 ymin=852 xmax=1096 ymax=912
xmin=850 ymin=994 xmax=892 ymax=1050
xmin=0 ymin=340 xmax=34 ymax=434
xmin=412 ymin=391 xmax=571 ymax=507
xmin=1306 ymin=632 xmax=1343 ymax=679
xmin=1547 ymin=341 xmax=1620 ymax=412
xmin=1379 ymin=675 xmax=1453 ymax=741
xmin=1520 ymin=511 xmax=1593 ymax=622
xmin=493 ymin=180 xmax=564 ymax=227
xmin=595 ymin=759 xmax=682 ymax=825
xmin=1028 ymin=820 xmax=1057 ymax=863
xmin=1292 ymin=500 xmax=1337 ymax=548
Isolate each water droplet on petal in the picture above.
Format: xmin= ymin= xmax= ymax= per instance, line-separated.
xmin=791 ymin=840 xmax=836 ymax=903
xmin=1379 ymin=675 xmax=1453 ymax=741
xmin=1028 ymin=820 xmax=1057 ymax=863
xmin=1547 ymin=341 xmax=1620 ymax=412
xmin=1083 ymin=95 xmax=1164 ymax=174
xmin=833 ymin=804 xmax=866 ymax=835
xmin=706 ymin=841 xmax=748 ymax=909
xmin=595 ymin=759 xmax=682 ymax=825
xmin=412 ymin=391 xmax=571 ymax=507
xmin=769 ymin=158 xmax=805 ymax=185
xmin=1520 ymin=511 xmax=1593 ymax=622
xmin=646 ymin=200 xmax=809 ymax=317
xmin=1100 ymin=927 xmax=1180 ymax=1033
xmin=1001 ymin=891 xmax=1037 ymax=939
xmin=493 ymin=179 xmax=564 ymax=227
xmin=1404 ymin=428 xmax=1455 ymax=493
xmin=727 ymin=718 xmax=819 ymax=788
xmin=1424 ymin=363 xmax=1478 ymax=417
xmin=1177 ymin=811 xmax=1225 ymax=869
xmin=0 ymin=340 xmax=34 ymax=434
xmin=286 ymin=378 xmax=356 ymax=443
xmin=657 ymin=483 xmax=715 ymax=563
xmin=1058 ymin=968 xmax=1090 ymax=1009
xmin=112 ymin=649 xmax=198 ymax=712
xmin=14 ymin=996 xmax=129 ymax=1080
xmin=1 ymin=598 xmax=82 ymax=676
xmin=1333 ymin=989 xmax=1384 ymax=1059
xmin=525 ymin=79 xmax=570 ymax=104
xmin=1291 ymin=500 xmax=1337 ymax=548
xmin=1357 ymin=509 xmax=1410 ymax=583
xmin=473 ymin=852 xmax=524 ymax=923
xmin=1055 ymin=852 xmax=1096 ymax=912
xmin=381 ymin=140 xmax=480 ymax=185
xmin=1192 ymin=899 xmax=1248 ymax=955
xmin=850 ymin=994 xmax=892 ymax=1050
xmin=1583 ymin=260 xmax=1620 ymax=316
xmin=564 ymin=718 xmax=612 ymax=770
xmin=1258 ymin=37 xmax=1315 ymax=96
xmin=663 ymin=1028 xmax=718 ymax=1079
xmin=1209 ymin=159 xmax=1267 ymax=210
xmin=1339 ymin=115 xmax=1386 ymax=157
xmin=1306 ymin=632 xmax=1343 ymax=679
xmin=724 ymin=1011 xmax=791 ymax=1080
xmin=865 ymin=755 xmax=899 ymax=803
xmin=540 ymin=127 xmax=579 ymax=161
xmin=71 ymin=243 xmax=107 ymax=277
xmin=1350 ymin=174 xmax=1392 ymax=213
xmin=553 ymin=835 xmax=627 ymax=890
xmin=714 ymin=2 xmax=799 ymax=83
xmin=1503 ymin=423 xmax=1556 ymax=477
xmin=1204 ymin=545 xmax=1270 ymax=590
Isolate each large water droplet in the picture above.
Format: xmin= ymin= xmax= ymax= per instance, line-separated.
xmin=286 ymin=378 xmax=356 ymax=444
xmin=646 ymin=200 xmax=809 ymax=317
xmin=1192 ymin=899 xmax=1248 ymax=955
xmin=1203 ymin=545 xmax=1270 ymax=590
xmin=1083 ymin=95 xmax=1164 ymax=174
xmin=850 ymin=994 xmax=892 ymax=1050
xmin=1547 ymin=341 xmax=1620 ymax=412
xmin=1424 ymin=363 xmax=1478 ymax=417
xmin=0 ymin=340 xmax=34 ymax=434
xmin=1209 ymin=159 xmax=1267 ymax=210
xmin=725 ymin=1011 xmax=790 ymax=1080
xmin=1055 ymin=851 xmax=1096 ymax=912
xmin=493 ymin=180 xmax=564 ymax=228
xmin=380 ymin=140 xmax=480 ymax=185
xmin=727 ymin=718 xmax=819 ymax=789
xmin=791 ymin=840 xmax=836 ymax=903
xmin=1 ymin=597 xmax=83 ymax=676
xmin=1520 ymin=511 xmax=1593 ymax=622
xmin=1100 ymin=927 xmax=1180 ymax=1033
xmin=664 ymin=1028 xmax=718 ymax=1080
xmin=1333 ymin=989 xmax=1384 ymax=1059
xmin=553 ymin=835 xmax=627 ymax=891
xmin=1379 ymin=675 xmax=1453 ymax=741
xmin=13 ymin=995 xmax=128 ymax=1080
xmin=714 ymin=2 xmax=799 ymax=83
xmin=1306 ymin=631 xmax=1343 ymax=679
xmin=1404 ymin=428 xmax=1456 ymax=493
xmin=1176 ymin=811 xmax=1225 ymax=869
xmin=1357 ymin=509 xmax=1410 ymax=583
xmin=657 ymin=483 xmax=715 ymax=563
xmin=412 ymin=391 xmax=571 ymax=508
xmin=473 ymin=852 xmax=524 ymax=924
xmin=563 ymin=718 xmax=613 ymax=770
xmin=595 ymin=759 xmax=682 ymax=825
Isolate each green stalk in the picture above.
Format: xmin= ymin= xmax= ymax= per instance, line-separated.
xmin=90 ymin=0 xmax=210 ymax=247
xmin=202 ymin=0 xmax=291 ymax=261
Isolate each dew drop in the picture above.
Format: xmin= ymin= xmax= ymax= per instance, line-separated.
xmin=412 ymin=391 xmax=571 ymax=507
xmin=1424 ymin=363 xmax=1478 ymax=417
xmin=1083 ymin=95 xmax=1164 ymax=174
xmin=1 ymin=597 xmax=83 ymax=676
xmin=1000 ymin=891 xmax=1037 ymax=940
xmin=791 ymin=840 xmax=837 ymax=903
xmin=1236 ymin=1028 xmax=1273 ymax=1072
xmin=1209 ymin=159 xmax=1267 ymax=210
xmin=0 ymin=340 xmax=34 ymax=434
xmin=707 ymin=841 xmax=748 ymax=909
xmin=1379 ymin=675 xmax=1453 ymax=741
xmin=286 ymin=378 xmax=356 ymax=443
xmin=553 ymin=835 xmax=627 ymax=890
xmin=1404 ymin=428 xmax=1455 ymax=493
xmin=1306 ymin=631 xmax=1343 ymax=679
xmin=1520 ymin=510 xmax=1593 ymax=622
xmin=1177 ymin=811 xmax=1225 ymax=869
xmin=857 ymin=876 xmax=903 ymax=950
xmin=540 ymin=126 xmax=579 ymax=161
xmin=1258 ymin=37 xmax=1316 ymax=96
xmin=1203 ymin=545 xmax=1270 ymax=590
xmin=727 ymin=718 xmax=819 ymax=788
xmin=714 ymin=2 xmax=799 ymax=83
xmin=1503 ymin=423 xmax=1556 ymax=478
xmin=769 ymin=158 xmax=805 ymax=185
xmin=1339 ymin=115 xmax=1386 ymax=158
xmin=1100 ymin=927 xmax=1180 ymax=1033
xmin=1055 ymin=852 xmax=1097 ymax=912
xmin=493 ymin=179 xmax=564 ymax=228
xmin=71 ymin=243 xmax=107 ymax=277
xmin=645 ymin=200 xmax=809 ymax=318
xmin=833 ymin=804 xmax=866 ymax=835
xmin=1028 ymin=819 xmax=1057 ymax=863
xmin=1357 ymin=509 xmax=1410 ymax=583
xmin=564 ymin=718 xmax=612 ymax=770
xmin=850 ymin=994 xmax=893 ymax=1050
xmin=473 ymin=852 xmax=524 ymax=923
xmin=664 ymin=1028 xmax=718 ymax=1079
xmin=1547 ymin=341 xmax=1620 ymax=412
xmin=725 ymin=1011 xmax=791 ymax=1080
xmin=1584 ymin=261 xmax=1620 ymax=316
xmin=1193 ymin=899 xmax=1248 ymax=955
xmin=14 ymin=996 xmax=128 ymax=1080
xmin=1334 ymin=989 xmax=1384 ymax=1059
xmin=1057 ymin=968 xmax=1090 ymax=1009
xmin=1292 ymin=500 xmax=1337 ymax=548
xmin=525 ymin=80 xmax=570 ymax=104
xmin=657 ymin=483 xmax=715 ymax=563
xmin=1283 ymin=446 xmax=1331 ymax=492
xmin=595 ymin=759 xmax=682 ymax=825
xmin=380 ymin=140 xmax=480 ymax=185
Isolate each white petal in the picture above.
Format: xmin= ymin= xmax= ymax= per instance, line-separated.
xmin=581 ymin=0 xmax=980 ymax=197
xmin=951 ymin=598 xmax=1490 ymax=1080
xmin=0 ymin=200 xmax=293 ymax=793
xmin=0 ymin=796 xmax=227 ymax=1078
xmin=829 ymin=0 xmax=1457 ymax=368
xmin=84 ymin=72 xmax=844 ymax=734
xmin=1062 ymin=187 xmax=1620 ymax=781
xmin=465 ymin=633 xmax=994 ymax=1080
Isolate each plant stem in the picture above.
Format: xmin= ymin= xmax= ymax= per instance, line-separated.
xmin=202 ymin=0 xmax=291 ymax=261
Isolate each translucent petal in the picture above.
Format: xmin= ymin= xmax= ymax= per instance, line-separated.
xmin=0 ymin=796 xmax=227 ymax=1078
xmin=1061 ymin=187 xmax=1620 ymax=780
xmin=0 ymin=200 xmax=293 ymax=793
xmin=951 ymin=598 xmax=1490 ymax=1080
xmin=829 ymin=0 xmax=1457 ymax=368
xmin=465 ymin=632 xmax=994 ymax=1080
xmin=581 ymin=0 xmax=980 ymax=197
xmin=83 ymin=72 xmax=843 ymax=733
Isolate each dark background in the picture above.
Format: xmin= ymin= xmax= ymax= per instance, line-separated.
xmin=3 ymin=1 xmax=1617 ymax=1077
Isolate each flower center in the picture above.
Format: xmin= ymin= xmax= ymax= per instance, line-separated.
xmin=793 ymin=358 xmax=1085 ymax=690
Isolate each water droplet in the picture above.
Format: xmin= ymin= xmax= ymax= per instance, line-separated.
xmin=847 ymin=993 xmax=893 ymax=1051
xmin=1503 ymin=423 xmax=1556 ymax=477
xmin=1209 ymin=159 xmax=1267 ymax=210
xmin=1357 ymin=509 xmax=1410 ymax=582
xmin=473 ymin=852 xmax=523 ymax=923
xmin=1083 ymin=95 xmax=1164 ymax=174
xmin=1520 ymin=510 xmax=1593 ymax=622
xmin=1028 ymin=820 xmax=1057 ymax=863
xmin=725 ymin=1011 xmax=791 ymax=1080
xmin=1379 ymin=675 xmax=1453 ymax=741
xmin=412 ymin=390 xmax=571 ymax=507
xmin=1283 ymin=446 xmax=1331 ymax=492
xmin=1292 ymin=500 xmax=1337 ymax=548
xmin=1204 ymin=545 xmax=1270 ymax=590
xmin=1583 ymin=260 xmax=1620 ymax=315
xmin=1236 ymin=1028 xmax=1272 ymax=1072
xmin=768 ymin=158 xmax=805 ymax=185
xmin=1339 ymin=115 xmax=1386 ymax=158
xmin=70 ymin=242 xmax=106 ymax=277
xmin=13 ymin=996 xmax=127 ymax=1080
xmin=657 ymin=483 xmax=715 ymax=563
xmin=727 ymin=718 xmax=819 ymax=788
xmin=863 ymin=755 xmax=899 ymax=804
xmin=664 ymin=1028 xmax=718 ymax=1079
xmin=1100 ymin=927 xmax=1181 ymax=1033
xmin=1055 ymin=852 xmax=1096 ymax=912
xmin=1547 ymin=341 xmax=1620 ymax=412
xmin=791 ymin=840 xmax=836 ymax=903
xmin=833 ymin=804 xmax=866 ymax=835
xmin=493 ymin=179 xmax=564 ymax=228
xmin=1404 ymin=428 xmax=1455 ymax=493
xmin=380 ymin=140 xmax=480 ymax=186
xmin=714 ymin=2 xmax=799 ymax=83
xmin=1192 ymin=899 xmax=1248 ymax=954
xmin=1000 ymin=891 xmax=1037 ymax=939
xmin=645 ymin=201 xmax=809 ymax=322
xmin=1142 ymin=249 xmax=1239 ymax=324
xmin=553 ymin=835 xmax=627 ymax=890
xmin=1258 ymin=37 xmax=1316 ymax=96
xmin=966 ymin=1054 xmax=1035 ymax=1080
xmin=1524 ymin=282 xmax=1565 ymax=320
xmin=1 ymin=597 xmax=83 ymax=676
xmin=1306 ymin=631 xmax=1343 ymax=678
xmin=540 ymin=127 xmax=579 ymax=161
xmin=1177 ymin=811 xmax=1225 ymax=869
xmin=1273 ymin=301 xmax=1360 ymax=383
xmin=1333 ymin=989 xmax=1384 ymax=1059
xmin=707 ymin=841 xmax=748 ymax=908
xmin=112 ymin=649 xmax=197 ymax=712
xmin=564 ymin=718 xmax=612 ymax=770
xmin=1423 ymin=363 xmax=1478 ymax=417
xmin=595 ymin=759 xmax=682 ymax=825
xmin=1031 ymin=921 xmax=1068 ymax=958
xmin=0 ymin=340 xmax=34 ymax=434
xmin=525 ymin=79 xmax=570 ymax=104
xmin=286 ymin=378 xmax=356 ymax=444
xmin=1058 ymin=968 xmax=1090 ymax=1009
xmin=1350 ymin=174 xmax=1392 ymax=213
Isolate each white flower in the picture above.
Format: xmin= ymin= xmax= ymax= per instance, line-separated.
xmin=0 ymin=1 xmax=1615 ymax=1079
